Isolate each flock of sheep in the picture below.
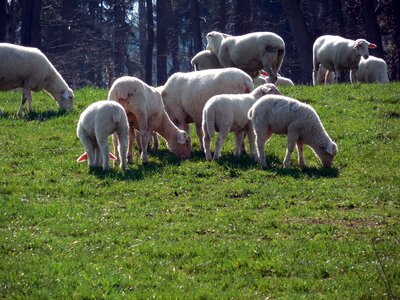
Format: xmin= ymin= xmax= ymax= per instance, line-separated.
xmin=0 ymin=31 xmax=390 ymax=171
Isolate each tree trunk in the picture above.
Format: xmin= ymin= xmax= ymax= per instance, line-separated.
xmin=360 ymin=0 xmax=384 ymax=58
xmin=138 ymin=0 xmax=146 ymax=78
xmin=190 ymin=0 xmax=202 ymax=54
xmin=281 ymin=0 xmax=313 ymax=84
xmin=156 ymin=0 xmax=168 ymax=86
xmin=234 ymin=0 xmax=251 ymax=35
xmin=215 ymin=0 xmax=227 ymax=32
xmin=0 ymin=0 xmax=6 ymax=42
xmin=169 ymin=0 xmax=180 ymax=73
xmin=21 ymin=0 xmax=42 ymax=47
xmin=61 ymin=0 xmax=73 ymax=50
xmin=145 ymin=0 xmax=154 ymax=85
xmin=114 ymin=0 xmax=127 ymax=78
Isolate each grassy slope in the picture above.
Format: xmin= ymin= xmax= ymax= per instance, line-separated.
xmin=0 ymin=83 xmax=399 ymax=298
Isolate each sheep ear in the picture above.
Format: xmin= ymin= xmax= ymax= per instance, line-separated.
xmin=261 ymin=86 xmax=272 ymax=94
xmin=62 ymin=90 xmax=70 ymax=100
xmin=368 ymin=43 xmax=377 ymax=49
xmin=353 ymin=41 xmax=360 ymax=49
xmin=77 ymin=152 xmax=88 ymax=162
xmin=325 ymin=144 xmax=334 ymax=155
xmin=177 ymin=132 xmax=188 ymax=144
xmin=261 ymin=71 xmax=268 ymax=77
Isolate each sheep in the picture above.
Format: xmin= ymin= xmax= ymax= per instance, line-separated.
xmin=191 ymin=50 xmax=222 ymax=71
xmin=253 ymin=72 xmax=294 ymax=87
xmin=206 ymin=31 xmax=285 ymax=83
xmin=248 ymin=94 xmax=338 ymax=168
xmin=160 ymin=68 xmax=253 ymax=151
xmin=350 ymin=55 xmax=389 ymax=84
xmin=0 ymin=43 xmax=74 ymax=117
xmin=312 ymin=35 xmax=377 ymax=84
xmin=108 ymin=76 xmax=191 ymax=165
xmin=316 ymin=64 xmax=335 ymax=85
xmin=202 ymin=83 xmax=282 ymax=161
xmin=76 ymin=100 xmax=129 ymax=171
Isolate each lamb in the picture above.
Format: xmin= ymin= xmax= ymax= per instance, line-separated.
xmin=160 ymin=68 xmax=253 ymax=150
xmin=191 ymin=50 xmax=222 ymax=71
xmin=0 ymin=43 xmax=74 ymax=117
xmin=108 ymin=76 xmax=191 ymax=164
xmin=202 ymin=83 xmax=282 ymax=161
xmin=76 ymin=100 xmax=129 ymax=171
xmin=206 ymin=31 xmax=285 ymax=83
xmin=316 ymin=64 xmax=334 ymax=85
xmin=312 ymin=35 xmax=377 ymax=84
xmin=253 ymin=72 xmax=294 ymax=87
xmin=248 ymin=95 xmax=338 ymax=168
xmin=350 ymin=55 xmax=389 ymax=83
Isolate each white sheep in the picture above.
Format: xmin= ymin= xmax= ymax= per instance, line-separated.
xmin=160 ymin=68 xmax=253 ymax=150
xmin=108 ymin=76 xmax=191 ymax=164
xmin=206 ymin=31 xmax=285 ymax=83
xmin=350 ymin=55 xmax=389 ymax=83
xmin=312 ymin=35 xmax=377 ymax=84
xmin=77 ymin=100 xmax=129 ymax=171
xmin=202 ymin=83 xmax=282 ymax=161
xmin=316 ymin=64 xmax=334 ymax=85
xmin=248 ymin=94 xmax=338 ymax=168
xmin=191 ymin=50 xmax=222 ymax=71
xmin=0 ymin=43 xmax=74 ymax=117
xmin=253 ymin=72 xmax=294 ymax=87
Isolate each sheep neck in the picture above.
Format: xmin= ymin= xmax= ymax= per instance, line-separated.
xmin=154 ymin=112 xmax=179 ymax=142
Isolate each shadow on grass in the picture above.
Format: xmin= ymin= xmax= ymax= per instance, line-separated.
xmin=89 ymin=148 xmax=183 ymax=181
xmin=217 ymin=152 xmax=339 ymax=178
xmin=0 ymin=109 xmax=69 ymax=121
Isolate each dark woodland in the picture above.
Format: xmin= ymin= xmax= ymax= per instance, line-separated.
xmin=1 ymin=0 xmax=399 ymax=87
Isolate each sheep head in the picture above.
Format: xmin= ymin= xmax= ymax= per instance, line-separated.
xmin=168 ymin=130 xmax=192 ymax=159
xmin=56 ymin=88 xmax=74 ymax=111
xmin=314 ymin=140 xmax=338 ymax=168
xmin=353 ymin=39 xmax=377 ymax=60
xmin=206 ymin=31 xmax=225 ymax=53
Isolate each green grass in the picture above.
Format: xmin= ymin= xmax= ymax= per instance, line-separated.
xmin=1 ymin=83 xmax=399 ymax=298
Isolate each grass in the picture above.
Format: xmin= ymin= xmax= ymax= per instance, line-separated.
xmin=0 ymin=83 xmax=399 ymax=298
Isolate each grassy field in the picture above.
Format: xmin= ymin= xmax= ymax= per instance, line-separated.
xmin=0 ymin=83 xmax=399 ymax=298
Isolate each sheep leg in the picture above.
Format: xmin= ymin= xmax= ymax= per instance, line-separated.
xmin=195 ymin=123 xmax=204 ymax=151
xmin=334 ymin=69 xmax=343 ymax=83
xmin=112 ymin=133 xmax=121 ymax=167
xmin=127 ymin=127 xmax=135 ymax=164
xmin=94 ymin=146 xmax=102 ymax=168
xmin=152 ymin=132 xmax=159 ymax=151
xmin=255 ymin=129 xmax=272 ymax=167
xmin=350 ymin=68 xmax=357 ymax=84
xmin=283 ymin=128 xmax=299 ymax=168
xmin=246 ymin=124 xmax=256 ymax=159
xmin=138 ymin=117 xmax=150 ymax=164
xmin=116 ymin=126 xmax=129 ymax=172
xmin=213 ymin=129 xmax=229 ymax=160
xmin=17 ymin=90 xmax=29 ymax=118
xmin=234 ymin=131 xmax=245 ymax=157
xmin=78 ymin=130 xmax=96 ymax=168
xmin=297 ymin=141 xmax=305 ymax=167
xmin=97 ymin=137 xmax=110 ymax=171
xmin=203 ymin=129 xmax=212 ymax=161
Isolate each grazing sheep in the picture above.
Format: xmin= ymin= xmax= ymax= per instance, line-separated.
xmin=160 ymin=68 xmax=253 ymax=150
xmin=350 ymin=56 xmax=389 ymax=83
xmin=316 ymin=64 xmax=335 ymax=85
xmin=0 ymin=43 xmax=74 ymax=117
xmin=202 ymin=83 xmax=282 ymax=161
xmin=248 ymin=95 xmax=337 ymax=168
xmin=312 ymin=35 xmax=377 ymax=84
xmin=253 ymin=72 xmax=294 ymax=87
xmin=77 ymin=100 xmax=129 ymax=171
xmin=206 ymin=31 xmax=285 ymax=83
xmin=191 ymin=50 xmax=222 ymax=71
xmin=108 ymin=76 xmax=191 ymax=164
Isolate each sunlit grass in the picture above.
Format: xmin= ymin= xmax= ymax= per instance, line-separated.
xmin=1 ymin=83 xmax=399 ymax=298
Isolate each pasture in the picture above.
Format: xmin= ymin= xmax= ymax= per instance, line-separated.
xmin=1 ymin=83 xmax=399 ymax=298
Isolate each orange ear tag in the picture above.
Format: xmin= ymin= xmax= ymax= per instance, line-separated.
xmin=109 ymin=153 xmax=117 ymax=160
xmin=77 ymin=152 xmax=88 ymax=162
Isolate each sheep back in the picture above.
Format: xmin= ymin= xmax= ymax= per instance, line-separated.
xmin=353 ymin=56 xmax=389 ymax=83
xmin=161 ymin=68 xmax=253 ymax=126
xmin=191 ymin=50 xmax=222 ymax=71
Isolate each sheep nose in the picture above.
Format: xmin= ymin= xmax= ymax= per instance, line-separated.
xmin=363 ymin=54 xmax=369 ymax=59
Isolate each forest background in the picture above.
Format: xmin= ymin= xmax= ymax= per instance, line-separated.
xmin=0 ymin=0 xmax=399 ymax=87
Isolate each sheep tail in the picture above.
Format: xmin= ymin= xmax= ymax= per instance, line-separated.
xmin=203 ymin=108 xmax=216 ymax=138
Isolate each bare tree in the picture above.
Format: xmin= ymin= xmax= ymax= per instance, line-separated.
xmin=361 ymin=0 xmax=384 ymax=58
xmin=281 ymin=0 xmax=313 ymax=84
xmin=0 ymin=0 xmax=6 ymax=42
xmin=234 ymin=0 xmax=251 ymax=35
xmin=21 ymin=0 xmax=42 ymax=47
xmin=191 ymin=0 xmax=202 ymax=54
xmin=156 ymin=0 xmax=168 ymax=85
xmin=145 ymin=0 xmax=154 ymax=85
